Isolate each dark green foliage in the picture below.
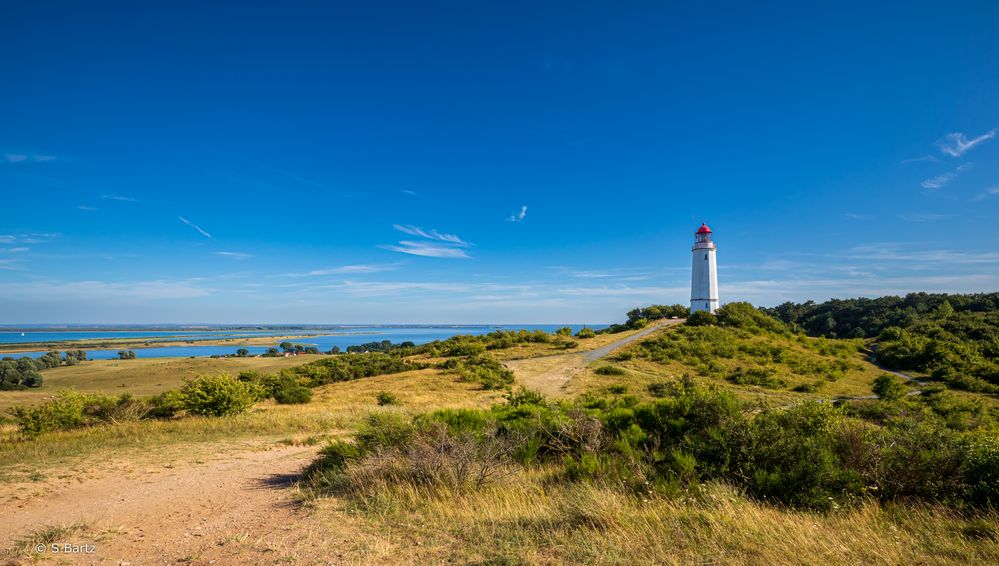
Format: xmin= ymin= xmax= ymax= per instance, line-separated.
xmin=742 ymin=402 xmax=862 ymax=509
xmin=273 ymin=381 xmax=313 ymax=404
xmin=8 ymin=391 xmax=148 ymax=435
xmin=283 ymin=352 xmax=419 ymax=387
xmin=607 ymin=384 xmax=628 ymax=394
xmin=686 ymin=311 xmax=717 ymax=326
xmin=595 ymin=366 xmax=625 ymax=376
xmin=179 ymin=373 xmax=257 ymax=416
xmin=964 ymin=431 xmax=999 ymax=506
xmin=346 ymin=339 xmax=416 ymax=354
xmin=576 ymin=327 xmax=596 ymax=339
xmin=38 ymin=351 xmax=63 ymax=369
xmin=715 ymin=302 xmax=789 ymax=334
xmin=872 ymin=373 xmax=907 ymax=400
xmin=117 ymin=350 xmax=136 ymax=360
xmin=554 ymin=338 xmax=579 ymax=350
xmin=442 ymin=355 xmax=514 ymax=389
xmin=235 ymin=348 xmax=249 ymax=357
xmin=309 ymin=379 xmax=999 ymax=510
xmin=0 ymin=357 xmax=43 ymax=390
xmin=376 ymin=391 xmax=400 ymax=406
xmin=728 ymin=366 xmax=786 ymax=389
xmin=766 ymin=293 xmax=999 ymax=393
xmin=147 ymin=390 xmax=185 ymax=419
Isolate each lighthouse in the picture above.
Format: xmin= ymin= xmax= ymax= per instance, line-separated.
xmin=690 ymin=223 xmax=719 ymax=314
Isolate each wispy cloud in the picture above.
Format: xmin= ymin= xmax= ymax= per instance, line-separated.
xmin=280 ymin=263 xmax=402 ymax=277
xmin=214 ymin=251 xmax=252 ymax=260
xmin=921 ymin=163 xmax=971 ymax=189
xmin=401 ymin=190 xmax=420 ymax=197
xmin=898 ymin=213 xmax=952 ymax=222
xmin=77 ymin=205 xmax=98 ymax=211
xmin=178 ymin=216 xmax=214 ymax=240
xmin=382 ymin=225 xmax=472 ymax=259
xmin=3 ymin=153 xmax=56 ymax=163
xmin=102 ymin=194 xmax=137 ymax=202
xmin=935 ymin=129 xmax=996 ymax=157
xmin=972 ymin=187 xmax=999 ymax=202
xmin=0 ymin=247 xmax=30 ymax=253
xmin=506 ymin=205 xmax=528 ymax=222
xmin=0 ymin=279 xmax=213 ymax=301
xmin=379 ymin=241 xmax=471 ymax=259
xmin=900 ymin=155 xmax=939 ymax=165
xmin=392 ymin=224 xmax=468 ymax=246
xmin=0 ymin=233 xmax=58 ymax=245
xmin=844 ymin=213 xmax=874 ymax=221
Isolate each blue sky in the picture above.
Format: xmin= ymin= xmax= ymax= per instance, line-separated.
xmin=2 ymin=1 xmax=997 ymax=324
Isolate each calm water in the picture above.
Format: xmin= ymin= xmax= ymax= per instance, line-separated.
xmin=2 ymin=325 xmax=605 ymax=360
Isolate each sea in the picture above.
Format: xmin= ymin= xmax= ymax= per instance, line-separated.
xmin=0 ymin=325 xmax=606 ymax=360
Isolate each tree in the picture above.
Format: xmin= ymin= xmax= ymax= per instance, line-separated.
xmin=279 ymin=341 xmax=295 ymax=353
xmin=872 ymin=373 xmax=907 ymax=401
xmin=329 ymin=345 xmax=341 ymax=355
xmin=235 ymin=348 xmax=249 ymax=357
xmin=686 ymin=311 xmax=717 ymax=326
xmin=117 ymin=350 xmax=136 ymax=360
xmin=180 ymin=373 xmax=257 ymax=416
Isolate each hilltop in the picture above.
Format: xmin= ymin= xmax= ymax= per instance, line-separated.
xmin=0 ymin=298 xmax=997 ymax=564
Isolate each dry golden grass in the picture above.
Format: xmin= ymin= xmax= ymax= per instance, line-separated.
xmin=0 ymin=367 xmax=499 ymax=491
xmin=0 ymin=355 xmax=324 ymax=412
xmin=308 ymin=468 xmax=999 ymax=565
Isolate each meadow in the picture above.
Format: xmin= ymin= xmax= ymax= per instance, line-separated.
xmin=1 ymin=305 xmax=997 ymax=564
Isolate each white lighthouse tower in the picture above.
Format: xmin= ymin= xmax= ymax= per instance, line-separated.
xmin=690 ymin=223 xmax=719 ymax=314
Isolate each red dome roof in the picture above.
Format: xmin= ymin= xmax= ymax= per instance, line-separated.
xmin=696 ymin=223 xmax=712 ymax=234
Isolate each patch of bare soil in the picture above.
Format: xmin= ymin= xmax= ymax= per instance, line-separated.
xmin=0 ymin=444 xmax=360 ymax=565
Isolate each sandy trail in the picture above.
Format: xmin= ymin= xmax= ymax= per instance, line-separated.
xmin=506 ymin=320 xmax=679 ymax=396
xmin=0 ymin=444 xmax=336 ymax=564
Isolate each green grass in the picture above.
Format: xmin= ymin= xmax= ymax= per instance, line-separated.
xmin=0 ymin=355 xmax=325 ymax=412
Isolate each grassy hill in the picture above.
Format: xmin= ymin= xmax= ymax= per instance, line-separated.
xmin=1 ymin=306 xmax=997 ymax=564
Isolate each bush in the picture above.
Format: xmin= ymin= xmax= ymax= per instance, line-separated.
xmin=576 ymin=327 xmax=596 ymax=339
xmin=686 ymin=311 xmax=717 ymax=326
xmin=872 ymin=373 xmax=907 ymax=401
xmin=273 ymin=382 xmax=313 ymax=404
xmin=8 ymin=391 xmax=148 ymax=435
xmin=445 ymin=356 xmax=514 ymax=390
xmin=376 ymin=391 xmax=400 ymax=406
xmin=595 ymin=366 xmax=625 ymax=376
xmin=180 ymin=373 xmax=257 ymax=416
xmin=728 ymin=366 xmax=786 ymax=389
xmin=964 ymin=431 xmax=999 ymax=506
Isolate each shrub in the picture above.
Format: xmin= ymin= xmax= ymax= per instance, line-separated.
xmin=446 ymin=356 xmax=514 ymax=390
xmin=963 ymin=430 xmax=999 ymax=506
xmin=376 ymin=391 xmax=400 ymax=406
xmin=686 ymin=311 xmax=717 ymax=326
xmin=180 ymin=373 xmax=257 ymax=416
xmin=273 ymin=382 xmax=313 ymax=404
xmin=872 ymin=373 xmax=907 ymax=401
xmin=555 ymin=338 xmax=579 ymax=350
xmin=576 ymin=327 xmax=596 ymax=339
xmin=8 ymin=391 xmax=148 ymax=435
xmin=595 ymin=366 xmax=625 ymax=376
xmin=607 ymin=384 xmax=628 ymax=395
xmin=147 ymin=390 xmax=185 ymax=419
xmin=728 ymin=366 xmax=786 ymax=389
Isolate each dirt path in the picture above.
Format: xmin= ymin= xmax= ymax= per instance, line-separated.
xmin=506 ymin=320 xmax=680 ymax=396
xmin=0 ymin=444 xmax=333 ymax=564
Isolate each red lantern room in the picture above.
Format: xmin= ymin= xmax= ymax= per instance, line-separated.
xmin=695 ymin=223 xmax=713 ymax=245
